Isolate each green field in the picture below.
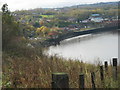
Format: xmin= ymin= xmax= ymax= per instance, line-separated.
xmin=40 ymin=15 xmax=54 ymax=18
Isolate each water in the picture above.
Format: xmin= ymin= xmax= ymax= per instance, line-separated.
xmin=45 ymin=31 xmax=118 ymax=64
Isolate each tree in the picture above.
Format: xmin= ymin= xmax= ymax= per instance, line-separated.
xmin=36 ymin=26 xmax=49 ymax=36
xmin=33 ymin=22 xmax=40 ymax=28
xmin=2 ymin=4 xmax=20 ymax=50
xmin=1 ymin=4 xmax=9 ymax=14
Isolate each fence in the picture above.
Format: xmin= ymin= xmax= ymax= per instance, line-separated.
xmin=51 ymin=58 xmax=118 ymax=89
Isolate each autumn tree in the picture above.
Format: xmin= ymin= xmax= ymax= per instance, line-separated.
xmin=36 ymin=26 xmax=49 ymax=37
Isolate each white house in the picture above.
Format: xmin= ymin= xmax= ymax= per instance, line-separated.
xmin=89 ymin=14 xmax=104 ymax=22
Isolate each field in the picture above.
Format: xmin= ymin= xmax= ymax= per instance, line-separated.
xmin=40 ymin=15 xmax=55 ymax=18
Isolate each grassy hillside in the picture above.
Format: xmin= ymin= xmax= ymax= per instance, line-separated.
xmin=2 ymin=2 xmax=120 ymax=88
xmin=2 ymin=48 xmax=120 ymax=88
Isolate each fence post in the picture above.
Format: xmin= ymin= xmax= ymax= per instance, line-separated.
xmin=100 ymin=65 xmax=104 ymax=81
xmin=91 ymin=72 xmax=96 ymax=90
xmin=79 ymin=74 xmax=85 ymax=89
xmin=104 ymin=61 xmax=108 ymax=72
xmin=112 ymin=58 xmax=117 ymax=80
xmin=52 ymin=73 xmax=69 ymax=89
xmin=100 ymin=65 xmax=104 ymax=87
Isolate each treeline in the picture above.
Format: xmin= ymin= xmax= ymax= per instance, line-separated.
xmin=57 ymin=2 xmax=118 ymax=20
xmin=12 ymin=1 xmax=118 ymax=30
xmin=14 ymin=1 xmax=118 ymax=20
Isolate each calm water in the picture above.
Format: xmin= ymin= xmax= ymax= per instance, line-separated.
xmin=45 ymin=31 xmax=118 ymax=64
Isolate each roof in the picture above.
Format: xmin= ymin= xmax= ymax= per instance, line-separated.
xmin=48 ymin=31 xmax=58 ymax=36
xmin=91 ymin=14 xmax=100 ymax=17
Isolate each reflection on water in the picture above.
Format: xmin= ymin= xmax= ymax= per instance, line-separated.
xmin=46 ymin=31 xmax=118 ymax=64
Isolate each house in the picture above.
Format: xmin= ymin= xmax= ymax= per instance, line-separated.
xmin=82 ymin=19 xmax=90 ymax=23
xmin=67 ymin=18 xmax=77 ymax=22
xmin=89 ymin=14 xmax=103 ymax=22
xmin=48 ymin=31 xmax=59 ymax=39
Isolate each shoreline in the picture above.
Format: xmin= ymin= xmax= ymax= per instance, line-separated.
xmin=30 ymin=26 xmax=118 ymax=47
xmin=41 ymin=26 xmax=118 ymax=47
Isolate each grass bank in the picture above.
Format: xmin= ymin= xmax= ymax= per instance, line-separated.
xmin=2 ymin=46 xmax=120 ymax=88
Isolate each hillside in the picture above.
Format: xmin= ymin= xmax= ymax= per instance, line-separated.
xmin=14 ymin=1 xmax=118 ymax=14
xmin=2 ymin=2 xmax=120 ymax=88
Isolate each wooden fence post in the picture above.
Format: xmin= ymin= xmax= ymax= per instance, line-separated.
xmin=52 ymin=73 xmax=69 ymax=89
xmin=91 ymin=72 xmax=96 ymax=90
xmin=104 ymin=61 xmax=108 ymax=72
xmin=112 ymin=58 xmax=117 ymax=80
xmin=79 ymin=74 xmax=85 ymax=89
xmin=100 ymin=66 xmax=104 ymax=81
xmin=100 ymin=65 xmax=104 ymax=87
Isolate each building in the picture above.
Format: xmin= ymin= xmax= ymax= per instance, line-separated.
xmin=89 ymin=14 xmax=104 ymax=22
xmin=48 ymin=31 xmax=59 ymax=39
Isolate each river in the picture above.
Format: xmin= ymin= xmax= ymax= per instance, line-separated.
xmin=45 ymin=30 xmax=118 ymax=64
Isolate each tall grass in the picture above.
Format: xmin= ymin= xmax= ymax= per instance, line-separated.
xmin=2 ymin=47 xmax=120 ymax=88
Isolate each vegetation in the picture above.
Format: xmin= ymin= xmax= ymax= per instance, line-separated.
xmin=2 ymin=2 xmax=120 ymax=88
xmin=2 ymin=4 xmax=21 ymax=51
xmin=3 ymin=52 xmax=120 ymax=88
xmin=40 ymin=15 xmax=54 ymax=18
xmin=11 ymin=2 xmax=118 ymax=39
xmin=14 ymin=2 xmax=118 ymax=21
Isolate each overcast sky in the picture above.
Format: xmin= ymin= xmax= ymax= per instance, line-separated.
xmin=0 ymin=0 xmax=118 ymax=11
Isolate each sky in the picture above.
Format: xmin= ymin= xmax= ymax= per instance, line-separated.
xmin=0 ymin=0 xmax=119 ymax=11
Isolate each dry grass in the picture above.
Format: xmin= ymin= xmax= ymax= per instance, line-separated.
xmin=2 ymin=47 xmax=120 ymax=88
